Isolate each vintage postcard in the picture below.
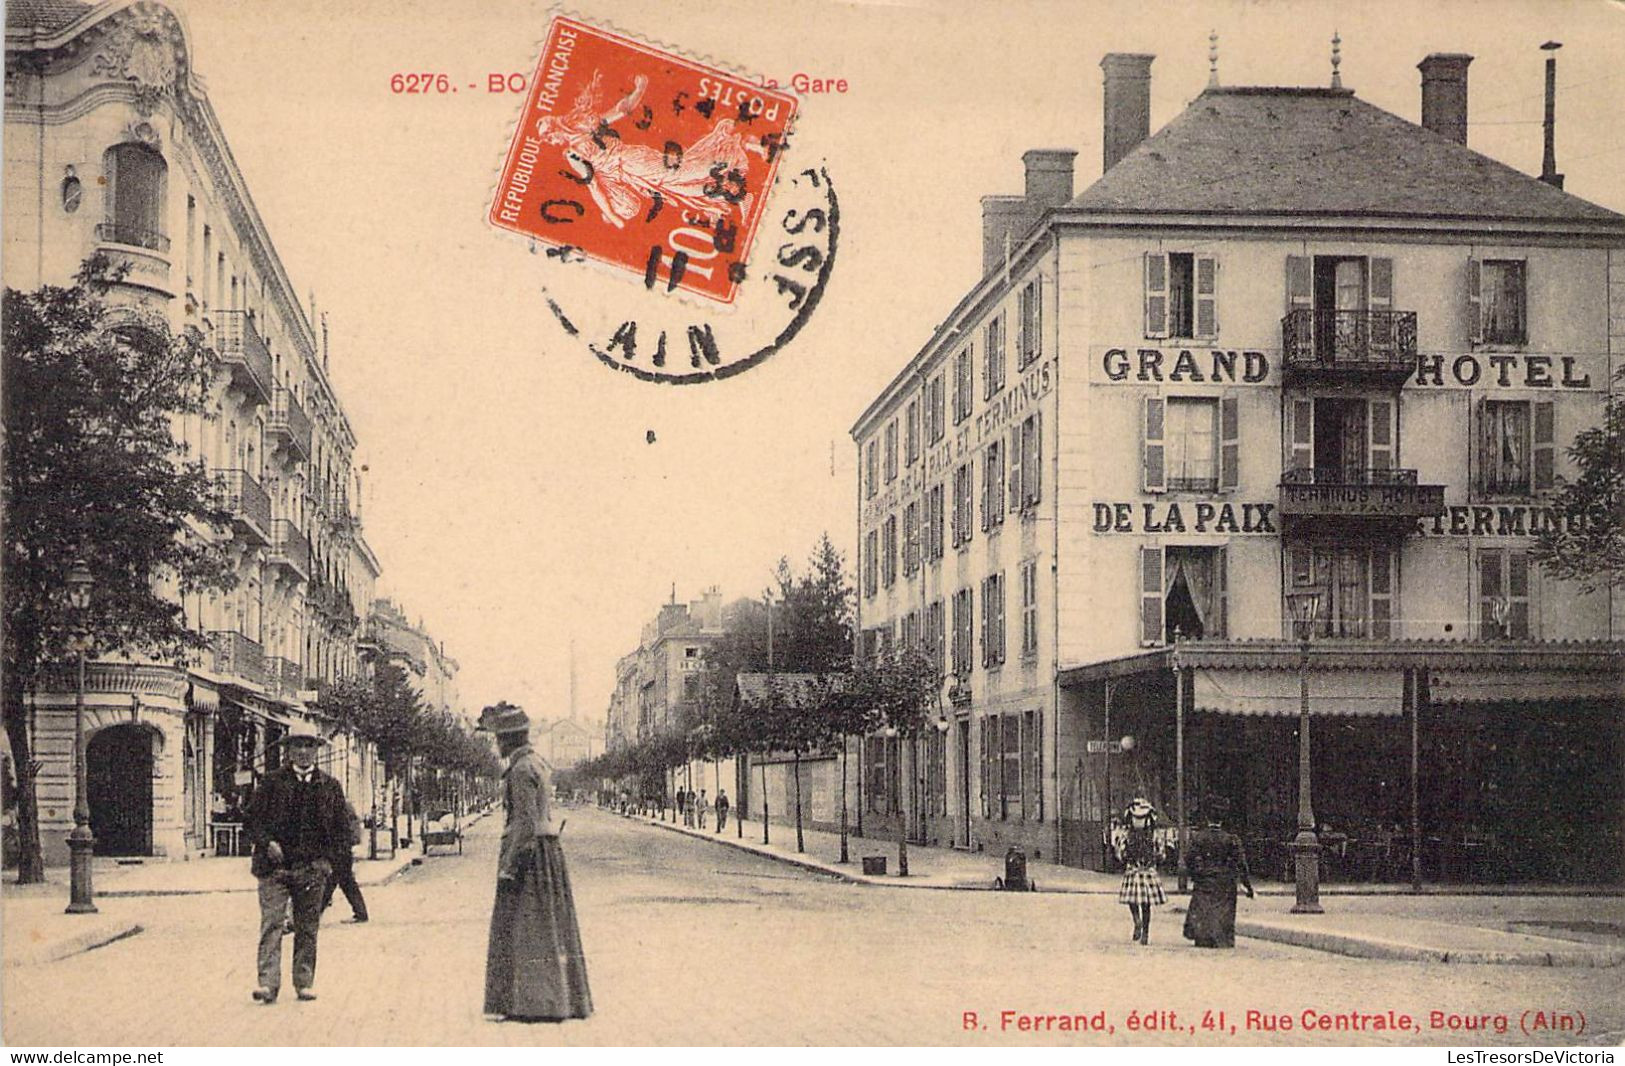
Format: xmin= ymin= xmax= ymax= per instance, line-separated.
xmin=2 ymin=0 xmax=1623 ymax=1053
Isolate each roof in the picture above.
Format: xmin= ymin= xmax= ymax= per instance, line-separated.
xmin=1070 ymin=86 xmax=1624 ymax=224
xmin=4 ymin=0 xmax=93 ymax=33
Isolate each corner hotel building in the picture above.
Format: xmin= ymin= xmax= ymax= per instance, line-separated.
xmin=849 ymin=50 xmax=1624 ymax=883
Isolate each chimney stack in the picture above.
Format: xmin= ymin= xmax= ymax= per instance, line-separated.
xmin=1418 ymin=53 xmax=1472 ymax=145
xmin=1022 ymin=148 xmax=1078 ymax=209
xmin=978 ymin=151 xmax=1076 ymax=277
xmin=1101 ymin=53 xmax=1154 ymax=173
xmin=1540 ymin=41 xmax=1563 ymax=189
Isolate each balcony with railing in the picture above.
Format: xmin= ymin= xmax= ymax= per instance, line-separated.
xmin=212 ymin=310 xmax=274 ymax=406
xmin=215 ymin=469 xmax=272 ymax=545
xmin=210 ymin=630 xmax=266 ymax=687
xmin=267 ymin=388 xmax=313 ymax=462
xmin=270 ymin=519 xmax=311 ymax=580
xmin=93 ymin=222 xmax=175 ymax=298
xmin=1282 ymin=309 xmax=1419 ymax=385
xmin=1279 ymin=466 xmax=1445 ymax=528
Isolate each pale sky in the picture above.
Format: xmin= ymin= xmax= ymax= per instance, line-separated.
xmin=175 ymin=0 xmax=1625 ymax=729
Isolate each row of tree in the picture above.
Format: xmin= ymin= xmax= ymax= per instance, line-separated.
xmin=569 ymin=536 xmax=942 ymax=870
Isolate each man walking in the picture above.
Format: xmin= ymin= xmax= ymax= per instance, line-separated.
xmin=715 ymin=789 xmax=729 ymax=833
xmin=696 ymin=789 xmax=708 ymax=829
xmin=246 ymin=723 xmax=350 ymax=1004
xmin=675 ymin=787 xmax=687 ymax=826
xmin=320 ymin=800 xmax=369 ymax=924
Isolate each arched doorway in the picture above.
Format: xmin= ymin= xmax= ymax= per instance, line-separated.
xmin=88 ymin=724 xmax=157 ymax=856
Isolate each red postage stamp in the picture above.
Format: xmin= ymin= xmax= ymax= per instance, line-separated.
xmin=490 ymin=16 xmax=800 ymax=305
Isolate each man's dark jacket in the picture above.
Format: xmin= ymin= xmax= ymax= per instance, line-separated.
xmin=245 ymin=766 xmax=350 ymax=878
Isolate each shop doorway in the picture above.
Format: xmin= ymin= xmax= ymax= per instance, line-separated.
xmin=88 ymin=724 xmax=157 ymax=857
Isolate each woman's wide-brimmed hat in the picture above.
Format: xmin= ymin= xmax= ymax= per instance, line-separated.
xmin=1125 ymin=797 xmax=1157 ymax=828
xmin=476 ymin=703 xmax=530 ymax=736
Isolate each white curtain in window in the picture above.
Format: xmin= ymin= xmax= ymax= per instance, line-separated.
xmin=1165 ymin=399 xmax=1216 ymax=484
xmin=1165 ymin=550 xmax=1216 ymax=634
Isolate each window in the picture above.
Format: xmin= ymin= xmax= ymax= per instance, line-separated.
xmin=952 ymin=587 xmax=974 ymax=680
xmin=1140 ymin=546 xmax=1229 ymax=646
xmin=926 ymin=599 xmax=946 ymax=678
xmin=865 ymin=439 xmax=879 ymax=499
xmin=952 ymin=463 xmax=974 ymax=547
xmin=1145 ymin=252 xmax=1218 ymax=340
xmin=1020 ymin=559 xmax=1039 ymax=658
xmin=901 ymin=611 xmax=920 ymax=648
xmin=980 ymin=716 xmax=994 ymax=819
xmin=924 ymin=483 xmax=945 ymax=562
xmin=1001 ymin=714 xmax=1021 ymax=820
xmin=1477 ymin=548 xmax=1533 ymax=640
xmin=902 ymin=501 xmax=921 ymax=576
xmin=1471 ymin=259 xmax=1527 ymax=345
xmin=904 ymin=400 xmax=920 ymax=465
xmin=681 ymin=675 xmax=701 ymax=702
xmin=863 ymin=529 xmax=878 ymax=598
xmin=1009 ymin=411 xmax=1043 ymax=511
xmin=953 ymin=346 xmax=973 ymax=425
xmin=1284 ymin=396 xmax=1394 ymax=485
xmin=981 ymin=439 xmax=1005 ymax=531
xmin=882 ymin=515 xmax=898 ymax=588
xmin=1144 ymin=396 xmax=1239 ymax=492
xmin=980 ymin=572 xmax=1006 ymax=668
xmin=1018 ymin=279 xmax=1042 ymax=367
xmin=1477 ymin=399 xmax=1554 ymax=497
xmin=926 ymin=730 xmax=947 ymax=817
xmin=1286 ymin=545 xmax=1396 ymax=639
xmin=861 ymin=627 xmax=880 ymax=662
xmin=103 ymin=143 xmax=168 ymax=249
xmin=927 ymin=373 xmax=946 ymax=443
xmin=866 ymin=735 xmax=891 ymax=814
xmin=884 ymin=420 xmax=898 ymax=482
xmin=984 ymin=316 xmax=1006 ymax=399
xmin=1022 ymin=710 xmax=1042 ymax=822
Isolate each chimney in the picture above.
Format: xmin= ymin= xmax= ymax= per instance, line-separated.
xmin=1101 ymin=53 xmax=1154 ymax=173
xmin=981 ymin=195 xmax=1035 ymax=276
xmin=1418 ymin=53 xmax=1472 ymax=145
xmin=1023 ymin=148 xmax=1077 ymax=208
xmin=1540 ymin=41 xmax=1563 ymax=189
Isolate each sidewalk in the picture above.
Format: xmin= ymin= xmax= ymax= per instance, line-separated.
xmin=624 ymin=807 xmax=1625 ymax=967
xmin=1 ymin=807 xmax=495 ymax=968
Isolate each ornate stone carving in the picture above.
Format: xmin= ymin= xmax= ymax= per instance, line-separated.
xmin=90 ymin=10 xmax=176 ymax=117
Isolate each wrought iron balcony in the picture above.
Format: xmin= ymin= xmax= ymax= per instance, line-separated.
xmin=270 ymin=519 xmax=311 ymax=580
xmin=212 ymin=310 xmax=274 ymax=407
xmin=215 ymin=469 xmax=272 ymax=545
xmin=1279 ymin=466 xmax=1445 ymax=525
xmin=95 ymin=221 xmax=171 ymax=253
xmin=1281 ymin=309 xmax=1418 ymax=385
xmin=267 ymin=388 xmax=312 ymax=462
xmin=210 ymin=630 xmax=266 ymax=687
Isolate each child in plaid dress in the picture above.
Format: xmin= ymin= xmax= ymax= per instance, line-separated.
xmin=1116 ymin=798 xmax=1166 ymax=945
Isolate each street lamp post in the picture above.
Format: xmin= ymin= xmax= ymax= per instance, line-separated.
xmin=1285 ymin=589 xmax=1324 ymax=915
xmin=65 ymin=561 xmax=97 ymax=915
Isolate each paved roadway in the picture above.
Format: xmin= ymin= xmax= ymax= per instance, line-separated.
xmin=4 ymin=808 xmax=1621 ymax=1046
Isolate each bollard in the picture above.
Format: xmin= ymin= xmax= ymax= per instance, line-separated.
xmin=1002 ymin=845 xmax=1029 ymax=891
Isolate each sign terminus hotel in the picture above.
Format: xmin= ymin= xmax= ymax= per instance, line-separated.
xmin=490 ymin=17 xmax=799 ymax=303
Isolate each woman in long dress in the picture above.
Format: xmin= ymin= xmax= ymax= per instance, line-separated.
xmin=1116 ymin=798 xmax=1167 ymax=945
xmin=481 ymin=704 xmax=592 ymax=1022
xmin=1181 ymin=797 xmax=1255 ymax=949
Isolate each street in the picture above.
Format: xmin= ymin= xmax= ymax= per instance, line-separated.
xmin=4 ymin=807 xmax=1621 ymax=1047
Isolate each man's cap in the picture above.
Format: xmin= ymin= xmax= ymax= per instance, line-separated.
xmin=283 ymin=721 xmax=329 ymax=745
xmin=476 ymin=703 xmax=530 ymax=735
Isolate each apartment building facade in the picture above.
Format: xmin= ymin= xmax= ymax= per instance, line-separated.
xmin=852 ymin=50 xmax=1624 ymax=880
xmin=4 ymin=0 xmax=380 ymax=861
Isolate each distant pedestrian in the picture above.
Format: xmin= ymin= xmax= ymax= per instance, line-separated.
xmin=320 ymin=800 xmax=369 ymax=923
xmin=245 ymin=723 xmax=351 ymax=1004
xmin=478 ymin=704 xmax=592 ymax=1023
xmin=715 ymin=789 xmax=729 ymax=833
xmin=1116 ymin=798 xmax=1166 ymax=946
xmin=683 ymin=787 xmax=695 ymax=827
xmin=675 ymin=787 xmax=687 ymax=825
xmin=696 ymin=789 xmax=708 ymax=829
xmin=1181 ymin=796 xmax=1254 ymax=949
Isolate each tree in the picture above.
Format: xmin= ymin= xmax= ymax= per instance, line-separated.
xmin=1532 ymin=388 xmax=1625 ymax=592
xmin=2 ymin=259 xmax=235 ymax=883
xmin=857 ymin=643 xmax=943 ymax=876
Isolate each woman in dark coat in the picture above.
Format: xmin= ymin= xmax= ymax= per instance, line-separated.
xmin=1117 ymin=798 xmax=1167 ymax=944
xmin=1181 ymin=796 xmax=1254 ymax=948
xmin=480 ymin=704 xmax=592 ymax=1022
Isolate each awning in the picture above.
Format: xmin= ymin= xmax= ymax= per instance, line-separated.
xmin=1431 ymin=671 xmax=1624 ymax=704
xmin=1193 ymin=668 xmax=1404 ymax=716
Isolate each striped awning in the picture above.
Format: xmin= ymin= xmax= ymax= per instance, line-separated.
xmin=1193 ymin=668 xmax=1404 ymax=716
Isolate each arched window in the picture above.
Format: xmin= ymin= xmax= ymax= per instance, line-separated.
xmin=102 ymin=143 xmax=168 ymax=250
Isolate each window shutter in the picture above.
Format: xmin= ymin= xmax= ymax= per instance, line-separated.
xmin=1477 ymin=548 xmax=1503 ymax=639
xmin=1216 ymin=546 xmax=1229 ymax=639
xmin=1028 ymin=411 xmax=1043 ymax=505
xmin=1472 ymin=397 xmax=1490 ymax=497
xmin=1369 ymin=549 xmax=1394 ymax=640
xmin=1533 ymin=401 xmax=1555 ymax=492
xmin=1033 ymin=280 xmax=1043 ymax=366
xmin=980 ymin=449 xmax=991 ymax=532
xmin=1144 ymin=252 xmax=1169 ymax=339
xmin=1288 ymin=398 xmax=1314 ymax=477
xmin=1369 ymin=257 xmax=1394 ymax=354
xmin=1140 ymin=546 xmax=1164 ymax=646
xmin=1368 ymin=398 xmax=1394 ymax=472
xmin=1220 ymin=394 xmax=1240 ymax=490
xmin=1034 ymin=710 xmax=1044 ymax=821
xmin=1195 ymin=254 xmax=1219 ymax=338
xmin=995 ymin=574 xmax=1006 ymax=663
xmin=1143 ymin=397 xmax=1166 ymax=492
xmin=1467 ymin=258 xmax=1483 ymax=345
xmin=1008 ymin=423 xmax=1023 ymax=514
xmin=1286 ymin=256 xmax=1312 ymax=311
